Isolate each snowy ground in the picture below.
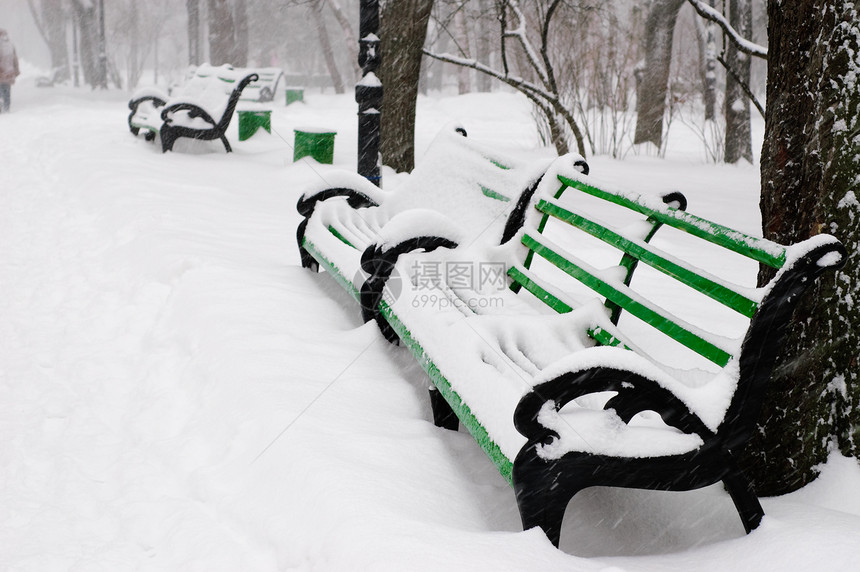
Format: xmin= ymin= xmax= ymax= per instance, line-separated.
xmin=1 ymin=70 xmax=859 ymax=571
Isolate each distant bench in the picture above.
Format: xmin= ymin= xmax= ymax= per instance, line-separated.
xmin=296 ymin=130 xmax=845 ymax=547
xmin=128 ymin=64 xmax=258 ymax=152
xmin=240 ymin=67 xmax=285 ymax=103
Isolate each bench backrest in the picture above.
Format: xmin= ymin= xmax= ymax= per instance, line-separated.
xmin=170 ymin=64 xmax=244 ymax=117
xmin=239 ymin=68 xmax=284 ymax=102
xmin=165 ymin=65 xmax=258 ymax=130
xmin=508 ymin=171 xmax=844 ymax=443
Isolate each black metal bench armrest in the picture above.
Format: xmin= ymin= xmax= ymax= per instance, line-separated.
xmin=297 ymin=188 xmax=380 ymax=218
xmin=514 ymin=363 xmax=715 ymax=448
xmin=128 ymin=94 xmax=168 ymax=135
xmin=128 ymin=94 xmax=167 ymax=111
xmin=160 ymin=102 xmax=218 ymax=126
xmin=295 ymin=187 xmax=381 ymax=270
xmin=359 ymin=235 xmax=459 ymax=343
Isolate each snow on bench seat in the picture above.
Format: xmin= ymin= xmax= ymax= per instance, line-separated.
xmin=296 ymin=130 xmax=846 ymax=548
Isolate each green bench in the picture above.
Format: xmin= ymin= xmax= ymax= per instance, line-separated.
xmin=296 ymin=136 xmax=845 ymax=547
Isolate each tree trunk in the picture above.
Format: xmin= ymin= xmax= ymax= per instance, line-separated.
xmin=71 ymin=0 xmax=99 ymax=87
xmin=234 ymin=0 xmax=249 ymax=67
xmin=724 ymin=0 xmax=753 ymax=163
xmin=455 ymin=7 xmax=471 ymax=94
xmin=187 ymin=0 xmax=201 ymax=65
xmin=208 ymin=0 xmax=234 ymax=65
xmin=379 ymin=0 xmax=434 ymax=173
xmin=746 ymin=0 xmax=860 ymax=495
xmin=473 ymin=0 xmax=492 ymax=92
xmin=45 ymin=0 xmax=69 ymax=82
xmin=329 ymin=0 xmax=362 ymax=78
xmin=694 ymin=0 xmax=717 ymax=121
xmin=128 ymin=1 xmax=141 ymax=89
xmin=633 ymin=0 xmax=685 ymax=147
xmin=313 ymin=0 xmax=345 ymax=94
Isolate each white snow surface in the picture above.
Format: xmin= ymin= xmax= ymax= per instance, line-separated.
xmin=1 ymin=74 xmax=859 ymax=570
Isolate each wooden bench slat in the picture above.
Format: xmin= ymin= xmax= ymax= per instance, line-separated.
xmin=480 ymin=185 xmax=511 ymax=202
xmin=378 ymin=299 xmax=516 ymax=483
xmin=536 ymin=199 xmax=760 ymax=318
xmin=522 ymin=232 xmax=734 ymax=366
xmin=507 ymin=265 xmax=574 ymax=313
xmin=557 ymin=175 xmax=787 ymax=269
xmin=328 ymin=225 xmax=356 ymax=248
xmin=507 ymin=266 xmax=630 ymax=349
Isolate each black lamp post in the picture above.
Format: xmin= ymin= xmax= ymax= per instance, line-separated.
xmin=356 ymin=0 xmax=382 ymax=187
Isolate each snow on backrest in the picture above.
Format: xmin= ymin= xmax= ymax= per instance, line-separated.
xmin=167 ymin=64 xmax=241 ymax=120
xmin=382 ymin=126 xmax=551 ymax=244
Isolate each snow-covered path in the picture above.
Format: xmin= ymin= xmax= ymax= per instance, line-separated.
xmin=0 ymin=82 xmax=859 ymax=571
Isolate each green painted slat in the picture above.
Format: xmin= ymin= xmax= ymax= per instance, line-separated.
xmin=522 ymin=233 xmax=733 ymax=367
xmin=520 ymin=183 xmax=572 ymax=275
xmin=507 ymin=266 xmax=573 ymax=313
xmin=536 ymin=200 xmax=759 ymax=318
xmin=379 ymin=302 xmax=514 ymax=484
xmin=480 ymin=185 xmax=511 ymax=202
xmin=302 ymin=238 xmax=361 ymax=301
xmin=327 ymin=225 xmax=357 ymax=249
xmin=557 ymin=175 xmax=787 ymax=269
xmin=507 ymin=267 xmax=629 ymax=349
xmin=589 ymin=326 xmax=626 ymax=348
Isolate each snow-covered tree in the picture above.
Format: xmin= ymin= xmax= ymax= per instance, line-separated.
xmin=747 ymin=0 xmax=860 ymax=495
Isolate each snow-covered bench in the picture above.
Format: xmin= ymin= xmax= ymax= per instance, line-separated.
xmin=296 ymin=133 xmax=846 ymax=547
xmin=239 ymin=67 xmax=285 ymax=103
xmin=128 ymin=64 xmax=259 ymax=152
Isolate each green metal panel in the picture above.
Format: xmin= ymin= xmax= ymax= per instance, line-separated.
xmin=522 ymin=233 xmax=733 ymax=367
xmin=536 ymin=200 xmax=759 ymax=318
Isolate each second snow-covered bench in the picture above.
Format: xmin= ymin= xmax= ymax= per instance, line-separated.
xmin=297 ymin=140 xmax=845 ymax=547
xmin=128 ymin=64 xmax=258 ymax=152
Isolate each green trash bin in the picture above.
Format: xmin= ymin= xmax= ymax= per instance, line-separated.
xmin=285 ymin=88 xmax=304 ymax=105
xmin=293 ymin=128 xmax=337 ymax=164
xmin=237 ymin=109 xmax=272 ymax=141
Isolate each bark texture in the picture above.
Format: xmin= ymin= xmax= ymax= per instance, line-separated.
xmin=379 ymin=0 xmax=434 ymax=173
xmin=747 ymin=0 xmax=860 ymax=495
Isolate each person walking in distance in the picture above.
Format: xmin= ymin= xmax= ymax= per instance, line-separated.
xmin=0 ymin=29 xmax=20 ymax=113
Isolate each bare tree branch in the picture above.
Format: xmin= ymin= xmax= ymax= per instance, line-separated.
xmin=423 ymin=47 xmax=586 ymax=156
xmin=717 ymin=53 xmax=765 ymax=118
xmin=686 ymin=0 xmax=767 ymax=59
